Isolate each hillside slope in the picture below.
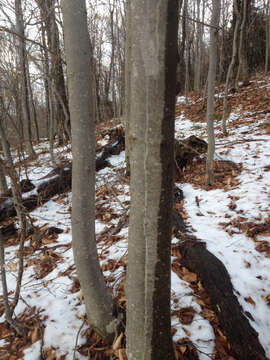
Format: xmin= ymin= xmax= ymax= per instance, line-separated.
xmin=1 ymin=76 xmax=270 ymax=359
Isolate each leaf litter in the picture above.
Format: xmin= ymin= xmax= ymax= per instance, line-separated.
xmin=1 ymin=76 xmax=270 ymax=359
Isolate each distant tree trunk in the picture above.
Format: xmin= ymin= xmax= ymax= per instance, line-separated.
xmin=0 ymin=157 xmax=8 ymax=195
xmin=176 ymin=0 xmax=185 ymax=94
xmin=194 ymin=0 xmax=202 ymax=91
xmin=124 ymin=0 xmax=131 ymax=175
xmin=15 ymin=0 xmax=36 ymax=158
xmin=184 ymin=0 xmax=191 ymax=101
xmin=62 ymin=0 xmax=118 ymax=341
xmin=126 ymin=1 xmax=178 ymax=359
xmin=222 ymin=0 xmax=240 ymax=136
xmin=37 ymin=0 xmax=70 ymax=143
xmin=26 ymin=58 xmax=39 ymax=141
xmin=236 ymin=0 xmax=248 ymax=87
xmin=265 ymin=0 xmax=270 ymax=74
xmin=206 ymin=0 xmax=221 ymax=185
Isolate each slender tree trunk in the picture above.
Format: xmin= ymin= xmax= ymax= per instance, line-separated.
xmin=194 ymin=0 xmax=202 ymax=91
xmin=37 ymin=0 xmax=70 ymax=143
xmin=0 ymin=119 xmax=27 ymax=320
xmin=265 ymin=0 xmax=270 ymax=74
xmin=26 ymin=58 xmax=40 ymax=141
xmin=236 ymin=0 xmax=248 ymax=87
xmin=15 ymin=0 xmax=36 ymax=158
xmin=176 ymin=0 xmax=186 ymax=94
xmin=62 ymin=0 xmax=118 ymax=342
xmin=40 ymin=23 xmax=51 ymax=138
xmin=222 ymin=0 xmax=240 ymax=136
xmin=126 ymin=1 xmax=178 ymax=359
xmin=0 ymin=157 xmax=8 ymax=195
xmin=124 ymin=0 xmax=131 ymax=175
xmin=206 ymin=0 xmax=221 ymax=185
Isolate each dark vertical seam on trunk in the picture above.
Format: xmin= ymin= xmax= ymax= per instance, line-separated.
xmin=151 ymin=1 xmax=179 ymax=359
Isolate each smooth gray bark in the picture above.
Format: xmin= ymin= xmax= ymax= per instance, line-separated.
xmin=126 ymin=1 xmax=178 ymax=359
xmin=61 ymin=0 xmax=117 ymax=341
xmin=236 ymin=0 xmax=248 ymax=86
xmin=124 ymin=0 xmax=131 ymax=175
xmin=206 ymin=0 xmax=221 ymax=185
xmin=222 ymin=0 xmax=240 ymax=136
xmin=38 ymin=0 xmax=71 ymax=142
xmin=15 ymin=0 xmax=35 ymax=158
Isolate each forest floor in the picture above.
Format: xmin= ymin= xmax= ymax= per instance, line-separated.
xmin=1 ymin=75 xmax=270 ymax=360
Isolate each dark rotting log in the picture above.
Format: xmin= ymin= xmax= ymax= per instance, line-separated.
xmin=172 ymin=210 xmax=186 ymax=234
xmin=175 ymin=135 xmax=207 ymax=170
xmin=0 ymin=223 xmax=17 ymax=239
xmin=0 ymin=179 xmax=35 ymax=199
xmin=0 ymin=132 xmax=125 ymax=222
xmin=178 ymin=240 xmax=266 ymax=360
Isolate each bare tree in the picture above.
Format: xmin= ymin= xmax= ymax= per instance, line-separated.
xmin=222 ymin=0 xmax=241 ymax=136
xmin=61 ymin=0 xmax=119 ymax=342
xmin=265 ymin=0 xmax=270 ymax=74
xmin=206 ymin=0 xmax=221 ymax=185
xmin=37 ymin=0 xmax=70 ymax=143
xmin=236 ymin=0 xmax=248 ymax=87
xmin=126 ymin=0 xmax=179 ymax=359
xmin=15 ymin=0 xmax=36 ymax=158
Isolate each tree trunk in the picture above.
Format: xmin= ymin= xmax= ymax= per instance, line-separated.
xmin=0 ymin=157 xmax=8 ymax=195
xmin=206 ymin=0 xmax=221 ymax=185
xmin=61 ymin=0 xmax=117 ymax=342
xmin=265 ymin=0 xmax=270 ymax=74
xmin=15 ymin=0 xmax=36 ymax=158
xmin=194 ymin=0 xmax=202 ymax=91
xmin=236 ymin=0 xmax=248 ymax=87
xmin=126 ymin=1 xmax=178 ymax=359
xmin=37 ymin=0 xmax=71 ymax=142
xmin=124 ymin=0 xmax=131 ymax=176
xmin=222 ymin=0 xmax=240 ymax=136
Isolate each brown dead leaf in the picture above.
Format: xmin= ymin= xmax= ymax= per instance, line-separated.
xmin=8 ymin=261 xmax=17 ymax=272
xmin=112 ymin=332 xmax=123 ymax=351
xmin=262 ymin=294 xmax=270 ymax=307
xmin=177 ymin=307 xmax=195 ymax=325
xmin=31 ymin=326 xmax=39 ymax=344
xmin=117 ymin=348 xmax=128 ymax=360
xmin=181 ymin=267 xmax=197 ymax=282
xmin=244 ymin=296 xmax=256 ymax=307
xmin=202 ymin=308 xmax=216 ymax=322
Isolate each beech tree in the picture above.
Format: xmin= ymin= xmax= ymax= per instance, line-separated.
xmin=222 ymin=0 xmax=241 ymax=136
xmin=15 ymin=0 xmax=35 ymax=158
xmin=126 ymin=1 xmax=178 ymax=359
xmin=206 ymin=0 xmax=221 ymax=185
xmin=62 ymin=0 xmax=178 ymax=357
xmin=61 ymin=0 xmax=118 ymax=341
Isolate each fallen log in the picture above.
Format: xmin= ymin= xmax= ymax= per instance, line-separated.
xmin=175 ymin=135 xmax=207 ymax=171
xmin=0 ymin=223 xmax=17 ymax=239
xmin=0 ymin=131 xmax=125 ymax=222
xmin=178 ymin=240 xmax=266 ymax=360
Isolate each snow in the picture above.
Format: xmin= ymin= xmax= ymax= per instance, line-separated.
xmin=1 ymin=77 xmax=270 ymax=359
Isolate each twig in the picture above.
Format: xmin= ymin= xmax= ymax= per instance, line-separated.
xmin=0 ymin=231 xmax=25 ymax=336
xmin=104 ymin=180 xmax=127 ymax=211
xmin=73 ymin=318 xmax=87 ymax=360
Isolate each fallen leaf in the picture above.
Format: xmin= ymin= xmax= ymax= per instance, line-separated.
xmin=31 ymin=326 xmax=39 ymax=344
xmin=244 ymin=296 xmax=256 ymax=306
xmin=112 ymin=332 xmax=123 ymax=351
